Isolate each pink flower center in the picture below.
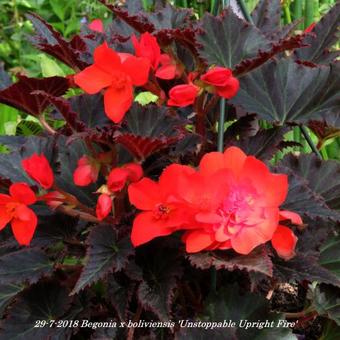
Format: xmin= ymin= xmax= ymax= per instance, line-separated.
xmin=213 ymin=184 xmax=264 ymax=242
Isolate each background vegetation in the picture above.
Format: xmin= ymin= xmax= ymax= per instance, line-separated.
xmin=0 ymin=0 xmax=339 ymax=159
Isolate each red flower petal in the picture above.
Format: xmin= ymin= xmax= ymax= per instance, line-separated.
xmin=131 ymin=211 xmax=173 ymax=246
xmin=11 ymin=208 xmax=37 ymax=246
xmin=9 ymin=183 xmax=36 ymax=205
xmin=0 ymin=206 xmax=12 ymax=230
xmin=124 ymin=163 xmax=143 ymax=183
xmin=231 ymin=207 xmax=279 ymax=254
xmin=107 ymin=168 xmax=129 ymax=192
xmin=22 ymin=153 xmax=54 ymax=189
xmin=93 ymin=42 xmax=121 ymax=74
xmin=74 ymin=64 xmax=113 ymax=94
xmin=199 ymin=146 xmax=247 ymax=177
xmin=88 ymin=19 xmax=104 ymax=33
xmin=215 ymin=77 xmax=240 ymax=99
xmin=167 ymin=84 xmax=199 ymax=107
xmin=279 ymin=210 xmax=303 ymax=225
xmin=0 ymin=193 xmax=12 ymax=204
xmin=184 ymin=230 xmax=214 ymax=253
xmin=128 ymin=178 xmax=161 ymax=210
xmin=104 ymin=84 xmax=133 ymax=123
xmin=241 ymin=156 xmax=288 ymax=206
xmin=132 ymin=32 xmax=161 ymax=70
xmin=155 ymin=64 xmax=177 ymax=80
xmin=271 ymin=225 xmax=298 ymax=260
xmin=201 ymin=67 xmax=232 ymax=87
xmin=96 ymin=194 xmax=112 ymax=221
xmin=122 ymin=55 xmax=150 ymax=86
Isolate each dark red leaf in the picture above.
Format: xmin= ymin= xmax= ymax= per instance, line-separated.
xmin=33 ymin=91 xmax=86 ymax=132
xmin=187 ymin=247 xmax=273 ymax=277
xmin=0 ymin=75 xmax=69 ymax=116
xmin=233 ymin=34 xmax=308 ymax=77
xmin=26 ymin=12 xmax=89 ymax=70
xmin=294 ymin=2 xmax=340 ymax=64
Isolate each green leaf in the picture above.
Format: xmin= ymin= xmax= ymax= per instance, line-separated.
xmin=39 ymin=54 xmax=65 ymax=77
xmin=0 ymin=248 xmax=53 ymax=285
xmin=230 ymin=59 xmax=340 ymax=125
xmin=134 ymin=91 xmax=159 ymax=106
xmin=320 ymin=236 xmax=340 ymax=278
xmin=71 ymin=224 xmax=134 ymax=294
xmin=312 ymin=284 xmax=340 ymax=325
xmin=197 ymin=8 xmax=270 ymax=68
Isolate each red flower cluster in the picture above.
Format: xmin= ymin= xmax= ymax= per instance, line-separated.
xmin=132 ymin=33 xmax=180 ymax=80
xmin=95 ymin=163 xmax=143 ymax=221
xmin=0 ymin=154 xmax=57 ymax=245
xmin=167 ymin=66 xmax=239 ymax=107
xmin=128 ymin=147 xmax=301 ymax=259
xmin=0 ymin=183 xmax=37 ymax=245
xmin=74 ymin=42 xmax=150 ymax=123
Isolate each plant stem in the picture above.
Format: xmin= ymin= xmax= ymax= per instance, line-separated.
xmin=236 ymin=0 xmax=254 ymax=23
xmin=294 ymin=0 xmax=303 ymax=29
xmin=217 ymin=99 xmax=226 ymax=152
xmin=293 ymin=127 xmax=301 ymax=152
xmin=305 ymin=0 xmax=314 ymax=28
xmin=283 ymin=0 xmax=292 ymax=24
xmin=300 ymin=126 xmax=322 ymax=159
xmin=39 ymin=115 xmax=57 ymax=135
xmin=320 ymin=146 xmax=328 ymax=160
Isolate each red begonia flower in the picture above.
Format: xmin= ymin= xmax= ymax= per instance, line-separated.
xmin=0 ymin=183 xmax=37 ymax=245
xmin=88 ymin=19 xmax=104 ymax=33
xmin=271 ymin=225 xmax=298 ymax=260
xmin=201 ymin=66 xmax=239 ymax=99
xmin=73 ymin=155 xmax=100 ymax=187
xmin=167 ymin=84 xmax=199 ymax=107
xmin=96 ymin=194 xmax=112 ymax=220
xmin=132 ymin=32 xmax=161 ymax=70
xmin=74 ymin=42 xmax=150 ymax=123
xmin=128 ymin=164 xmax=196 ymax=246
xmin=155 ymin=54 xmax=179 ymax=80
xmin=107 ymin=163 xmax=143 ymax=192
xmin=128 ymin=146 xmax=301 ymax=260
xmin=22 ymin=153 xmax=54 ymax=189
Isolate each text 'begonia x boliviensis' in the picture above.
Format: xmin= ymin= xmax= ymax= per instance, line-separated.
xmin=22 ymin=153 xmax=54 ymax=189
xmin=74 ymin=42 xmax=150 ymax=123
xmin=0 ymin=183 xmax=37 ymax=245
xmin=128 ymin=147 xmax=302 ymax=260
